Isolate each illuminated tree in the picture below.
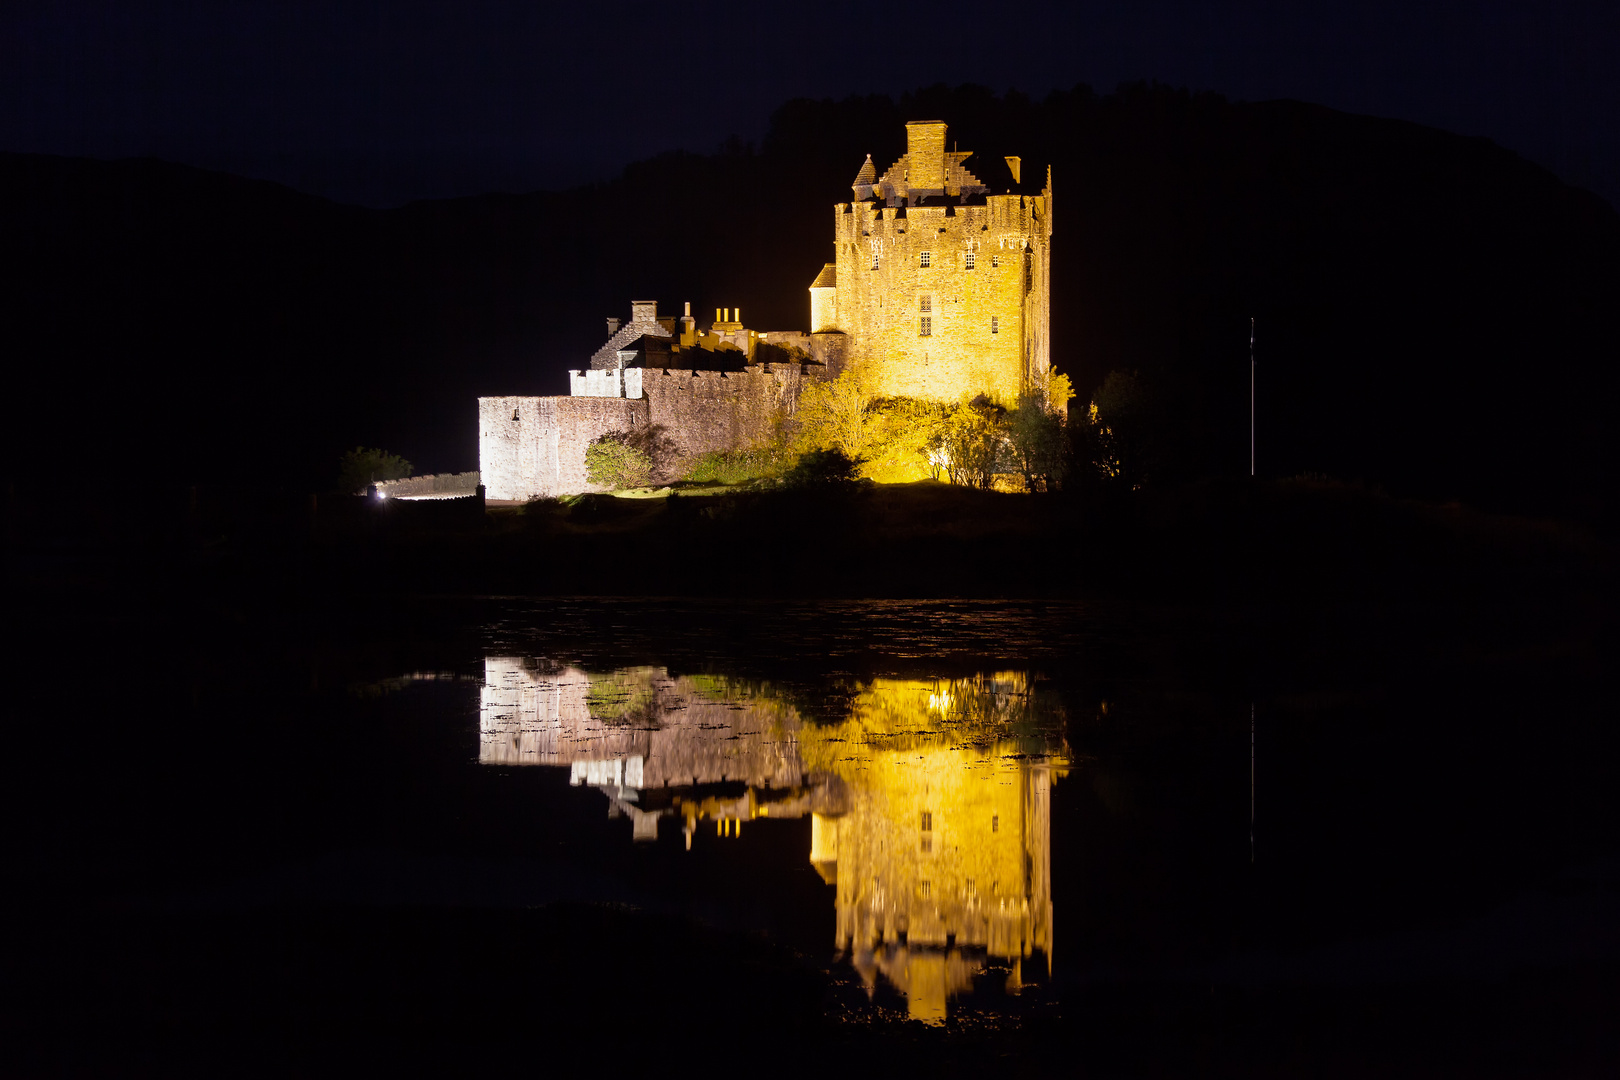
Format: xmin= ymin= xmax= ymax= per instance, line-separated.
xmin=929 ymin=399 xmax=1004 ymax=488
xmin=1004 ymin=392 xmax=1068 ymax=492
xmin=793 ymin=371 xmax=870 ymax=460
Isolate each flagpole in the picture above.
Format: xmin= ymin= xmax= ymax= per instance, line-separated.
xmin=1250 ymin=317 xmax=1256 ymax=478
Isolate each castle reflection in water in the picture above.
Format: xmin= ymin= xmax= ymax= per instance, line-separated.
xmin=480 ymin=658 xmax=1068 ymax=1023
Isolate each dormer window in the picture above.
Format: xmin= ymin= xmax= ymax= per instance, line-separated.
xmin=964 ymin=251 xmax=975 ymax=270
xmin=919 ymin=251 xmax=931 ymax=268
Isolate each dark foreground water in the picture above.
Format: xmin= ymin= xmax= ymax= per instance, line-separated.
xmin=4 ymin=597 xmax=1616 ymax=1072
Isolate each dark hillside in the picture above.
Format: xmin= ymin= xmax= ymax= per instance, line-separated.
xmin=3 ymin=83 xmax=1616 ymax=521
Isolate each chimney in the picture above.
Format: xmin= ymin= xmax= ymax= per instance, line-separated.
xmin=904 ymin=121 xmax=948 ymax=191
xmin=607 ymin=317 xmax=621 ymax=334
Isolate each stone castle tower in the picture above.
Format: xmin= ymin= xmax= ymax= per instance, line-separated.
xmin=808 ymin=121 xmax=1053 ymax=404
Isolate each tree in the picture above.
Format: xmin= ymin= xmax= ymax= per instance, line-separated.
xmin=585 ymin=433 xmax=654 ymax=490
xmin=1047 ymin=371 xmax=1076 ymax=415
xmin=339 ymin=447 xmax=411 ymax=493
xmin=793 ymin=371 xmax=870 ymax=461
xmin=930 ymin=398 xmax=1004 ymax=488
xmin=1004 ymin=392 xmax=1069 ymax=492
xmin=1085 ymin=370 xmax=1160 ymax=489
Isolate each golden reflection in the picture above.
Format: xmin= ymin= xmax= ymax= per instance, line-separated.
xmin=480 ymin=659 xmax=1067 ymax=1023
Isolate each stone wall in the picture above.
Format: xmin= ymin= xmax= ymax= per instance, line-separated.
xmin=640 ymin=363 xmax=811 ymax=464
xmin=569 ymin=367 xmax=643 ymax=398
xmin=373 ymin=471 xmax=481 ymax=499
xmin=478 ymin=394 xmax=650 ymax=501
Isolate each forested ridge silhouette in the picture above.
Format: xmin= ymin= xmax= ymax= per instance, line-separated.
xmin=4 ymin=82 xmax=1615 ymax=522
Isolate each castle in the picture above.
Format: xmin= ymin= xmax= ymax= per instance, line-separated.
xmin=478 ymin=120 xmax=1052 ymax=502
xmin=479 ymin=658 xmax=1064 ymax=1023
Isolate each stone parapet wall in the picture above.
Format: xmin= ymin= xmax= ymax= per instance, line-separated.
xmin=373 ymin=471 xmax=481 ymax=499
xmin=478 ymin=395 xmax=650 ymax=501
xmin=569 ymin=367 xmax=643 ymax=398
xmin=641 ymin=363 xmax=812 ymax=464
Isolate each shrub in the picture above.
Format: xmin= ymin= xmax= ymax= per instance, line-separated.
xmin=681 ymin=448 xmax=782 ymax=486
xmin=585 ymin=434 xmax=654 ymax=490
xmin=780 ymin=447 xmax=864 ymax=488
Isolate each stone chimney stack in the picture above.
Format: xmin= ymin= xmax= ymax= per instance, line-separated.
xmin=904 ymin=121 xmax=948 ymax=192
xmin=607 ymin=317 xmax=621 ymax=334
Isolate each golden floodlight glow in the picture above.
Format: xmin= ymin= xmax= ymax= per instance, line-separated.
xmin=477 ymin=661 xmax=1065 ymax=1024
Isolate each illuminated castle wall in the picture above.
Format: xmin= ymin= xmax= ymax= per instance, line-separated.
xmin=475 ymin=120 xmax=1052 ymax=500
xmin=478 ymin=658 xmax=1064 ymax=1023
xmin=478 ymin=301 xmax=820 ymax=501
xmin=808 ymin=121 xmax=1053 ymax=404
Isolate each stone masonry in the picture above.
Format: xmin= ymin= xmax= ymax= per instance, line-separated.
xmin=809 ymin=120 xmax=1052 ymax=404
xmin=478 ymin=394 xmax=651 ymax=501
xmin=476 ymin=118 xmax=1051 ymax=500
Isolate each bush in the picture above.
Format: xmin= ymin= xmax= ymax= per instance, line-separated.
xmin=780 ymin=447 xmax=864 ymax=488
xmin=585 ymin=435 xmax=653 ymax=490
xmin=338 ymin=447 xmax=412 ymax=494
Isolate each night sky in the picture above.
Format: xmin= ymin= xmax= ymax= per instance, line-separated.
xmin=4 ymin=0 xmax=1617 ymax=208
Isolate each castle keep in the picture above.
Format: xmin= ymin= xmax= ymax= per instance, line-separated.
xmin=809 ymin=120 xmax=1053 ymax=404
xmin=477 ymin=120 xmax=1051 ymax=502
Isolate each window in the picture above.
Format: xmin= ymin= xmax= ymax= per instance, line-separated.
xmin=920 ymin=836 xmax=932 ymax=854
xmin=991 ymin=815 xmax=999 ymax=833
xmin=919 ymin=295 xmax=932 ymax=313
xmin=871 ymin=252 xmax=879 ymax=270
xmin=511 ymin=409 xmax=520 ymax=421
xmin=920 ymin=811 xmax=933 ymax=831
xmin=992 ymin=254 xmax=1000 ymax=268
xmin=991 ymin=316 xmax=999 ymax=334
xmin=964 ymin=251 xmax=975 ymax=270
xmin=920 ymin=880 xmax=932 ymax=898
xmin=919 ymin=316 xmax=932 ymax=337
xmin=919 ymin=251 xmax=931 ymax=268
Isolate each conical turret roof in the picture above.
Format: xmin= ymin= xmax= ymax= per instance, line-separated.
xmin=852 ymin=154 xmax=876 ymax=185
